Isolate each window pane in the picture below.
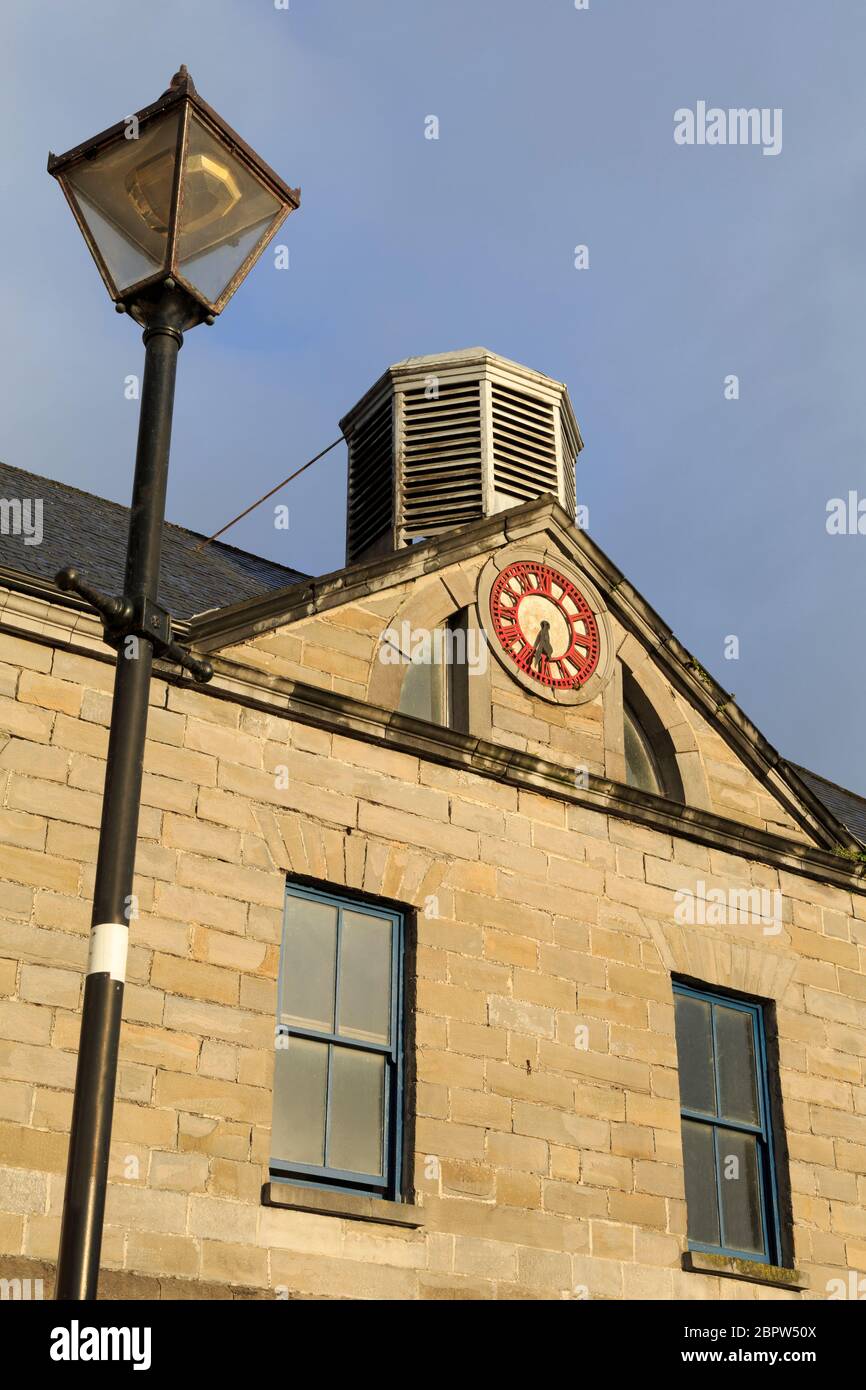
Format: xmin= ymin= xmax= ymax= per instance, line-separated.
xmin=338 ymin=911 xmax=393 ymax=1045
xmin=715 ymin=1005 xmax=760 ymax=1126
xmin=280 ymin=896 xmax=337 ymax=1032
xmin=716 ymin=1127 xmax=764 ymax=1256
xmin=681 ymin=1119 xmax=720 ymax=1246
xmin=271 ymin=1037 xmax=328 ymax=1166
xmin=327 ymin=1048 xmax=385 ymax=1176
xmin=398 ymin=645 xmax=447 ymax=724
xmin=447 ymin=610 xmax=471 ymax=735
xmin=624 ymin=704 xmax=661 ymax=794
xmin=675 ymin=994 xmax=716 ymax=1114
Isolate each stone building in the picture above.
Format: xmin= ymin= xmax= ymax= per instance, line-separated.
xmin=0 ymin=347 xmax=865 ymax=1301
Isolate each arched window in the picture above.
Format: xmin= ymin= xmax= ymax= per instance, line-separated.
xmin=399 ymin=646 xmax=447 ymax=725
xmin=624 ymin=699 xmax=663 ymax=795
xmin=622 ymin=669 xmax=685 ymax=803
xmin=397 ymin=610 xmax=470 ymax=733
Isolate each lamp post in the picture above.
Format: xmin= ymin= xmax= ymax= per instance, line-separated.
xmin=47 ymin=67 xmax=299 ymax=1300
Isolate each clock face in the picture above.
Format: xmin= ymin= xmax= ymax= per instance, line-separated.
xmin=489 ymin=560 xmax=601 ymax=691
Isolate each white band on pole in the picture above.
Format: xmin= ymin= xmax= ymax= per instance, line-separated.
xmin=87 ymin=923 xmax=129 ymax=982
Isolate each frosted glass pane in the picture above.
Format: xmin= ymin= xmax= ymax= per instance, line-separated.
xmin=327 ymin=1048 xmax=385 ymax=1177
xmin=715 ymin=1005 xmax=760 ymax=1126
xmin=176 ymin=113 xmax=282 ymax=303
xmin=682 ymin=1119 xmax=720 ymax=1247
xmin=280 ymin=897 xmax=337 ymax=1032
xmin=624 ymin=703 xmax=661 ymax=794
xmin=339 ymin=910 xmax=392 ymax=1044
xmin=179 ymin=214 xmax=276 ymax=304
xmin=398 ymin=652 xmax=447 ymax=724
xmin=73 ymin=191 xmax=163 ymax=291
xmin=716 ymin=1127 xmax=764 ymax=1255
xmin=675 ymin=994 xmax=716 ymax=1115
xmin=271 ymin=1037 xmax=328 ymax=1166
xmin=65 ymin=111 xmax=180 ymax=291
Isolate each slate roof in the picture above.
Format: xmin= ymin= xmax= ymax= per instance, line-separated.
xmin=789 ymin=764 xmax=866 ymax=847
xmin=0 ymin=462 xmax=306 ymax=622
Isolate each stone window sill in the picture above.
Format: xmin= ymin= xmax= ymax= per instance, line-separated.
xmin=262 ymin=1181 xmax=423 ymax=1229
xmin=682 ymin=1250 xmax=809 ymax=1291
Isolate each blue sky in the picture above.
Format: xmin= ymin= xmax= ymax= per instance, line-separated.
xmin=2 ymin=1 xmax=866 ymax=791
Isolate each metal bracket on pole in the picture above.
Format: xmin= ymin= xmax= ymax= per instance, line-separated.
xmin=55 ymin=567 xmax=213 ymax=684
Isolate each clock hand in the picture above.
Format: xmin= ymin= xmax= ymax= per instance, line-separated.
xmin=532 ymin=620 xmax=553 ymax=670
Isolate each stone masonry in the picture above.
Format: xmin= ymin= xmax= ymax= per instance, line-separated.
xmin=0 ymin=501 xmax=865 ymax=1300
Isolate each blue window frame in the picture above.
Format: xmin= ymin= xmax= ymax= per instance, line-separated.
xmin=673 ymin=982 xmax=782 ymax=1265
xmin=271 ymin=882 xmax=404 ymax=1199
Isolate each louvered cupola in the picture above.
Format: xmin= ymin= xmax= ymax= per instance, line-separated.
xmin=340 ymin=348 xmax=583 ymax=564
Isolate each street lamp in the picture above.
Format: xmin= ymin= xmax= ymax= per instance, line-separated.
xmin=48 ymin=64 xmax=299 ymax=326
xmin=47 ymin=67 xmax=300 ymax=1301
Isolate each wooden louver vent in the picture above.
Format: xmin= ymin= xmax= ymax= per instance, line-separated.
xmin=400 ymin=381 xmax=484 ymax=539
xmin=491 ymin=382 xmax=558 ymax=504
xmin=346 ymin=396 xmax=393 ymax=563
xmin=341 ymin=350 xmax=582 ymax=562
xmin=560 ymin=404 xmax=579 ymax=520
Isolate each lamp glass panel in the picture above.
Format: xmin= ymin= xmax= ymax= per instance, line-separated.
xmin=64 ymin=111 xmax=181 ymax=291
xmin=176 ymin=113 xmax=283 ymax=304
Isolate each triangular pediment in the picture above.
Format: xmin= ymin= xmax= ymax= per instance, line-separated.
xmin=188 ymin=495 xmax=855 ymax=856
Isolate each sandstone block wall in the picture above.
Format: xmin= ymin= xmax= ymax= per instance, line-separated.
xmin=0 ymin=627 xmax=864 ymax=1299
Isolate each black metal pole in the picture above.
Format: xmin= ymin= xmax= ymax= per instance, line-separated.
xmin=55 ymin=290 xmax=186 ymax=1300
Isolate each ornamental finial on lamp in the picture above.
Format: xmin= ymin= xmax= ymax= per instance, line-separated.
xmin=166 ymin=65 xmax=196 ymax=96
